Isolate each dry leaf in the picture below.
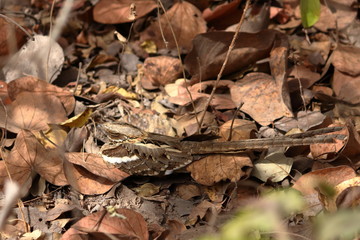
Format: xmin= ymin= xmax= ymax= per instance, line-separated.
xmin=61 ymin=108 xmax=93 ymax=128
xmin=0 ymin=92 xmax=68 ymax=133
xmin=184 ymin=29 xmax=281 ymax=81
xmin=140 ymin=1 xmax=207 ymax=51
xmin=3 ymin=35 xmax=64 ymax=83
xmin=168 ymin=80 xmax=236 ymax=109
xmin=309 ymin=124 xmax=348 ymax=161
xmin=187 ymin=200 xmax=221 ymax=226
xmin=34 ymin=124 xmax=68 ymax=149
xmin=0 ymin=130 xmax=67 ymax=192
xmin=203 ymin=0 xmax=245 ymax=30
xmin=7 ymin=76 xmax=75 ymax=115
xmin=274 ymin=111 xmax=326 ymax=132
xmin=252 ymin=152 xmax=293 ymax=182
xmin=187 ymin=153 xmax=253 ymax=186
xmin=219 ymin=119 xmax=257 ymax=141
xmin=62 ymin=159 xmax=118 ymax=195
xmin=293 ymin=165 xmax=356 ymax=196
xmin=176 ymin=184 xmax=202 ymax=200
xmin=230 ymin=72 xmax=292 ymax=126
xmin=93 ymin=0 xmax=157 ymax=24
xmin=0 ymin=18 xmax=27 ymax=66
xmin=62 ymin=208 xmax=148 ymax=240
xmin=332 ymin=44 xmax=360 ymax=76
xmin=141 ymin=56 xmax=182 ymax=90
xmin=332 ymin=69 xmax=360 ymax=104
xmin=313 ymin=0 xmax=356 ymax=32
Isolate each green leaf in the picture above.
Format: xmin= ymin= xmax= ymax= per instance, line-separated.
xmin=300 ymin=0 xmax=321 ymax=28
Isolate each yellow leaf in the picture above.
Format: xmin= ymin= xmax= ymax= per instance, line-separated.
xmin=141 ymin=40 xmax=157 ymax=54
xmin=116 ymin=88 xmax=137 ymax=99
xmin=101 ymin=86 xmax=137 ymax=99
xmin=33 ymin=124 xmax=68 ymax=149
xmin=60 ymin=108 xmax=93 ymax=128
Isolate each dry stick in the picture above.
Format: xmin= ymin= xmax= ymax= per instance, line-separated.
xmin=45 ymin=0 xmax=56 ymax=82
xmin=156 ymin=0 xmax=201 ymax=131
xmin=0 ymin=13 xmax=33 ymax=40
xmin=0 ymin=99 xmax=29 ymax=233
xmin=45 ymin=0 xmax=73 ymax=82
xmin=197 ymin=0 xmax=252 ymax=131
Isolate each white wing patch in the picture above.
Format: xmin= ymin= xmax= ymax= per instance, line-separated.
xmin=102 ymin=154 xmax=139 ymax=164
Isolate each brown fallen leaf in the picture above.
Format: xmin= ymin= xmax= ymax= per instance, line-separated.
xmin=168 ymin=80 xmax=236 ymax=109
xmin=0 ymin=92 xmax=68 ymax=133
xmin=140 ymin=1 xmax=207 ymax=51
xmin=184 ymin=29 xmax=282 ymax=81
xmin=203 ymin=0 xmax=243 ymax=29
xmin=0 ymin=130 xmax=68 ymax=192
xmin=93 ymin=0 xmax=157 ymax=24
xmin=0 ymin=18 xmax=27 ymax=66
xmin=62 ymin=158 xmax=119 ymax=195
xmin=62 ymin=208 xmax=148 ymax=240
xmin=7 ymin=76 xmax=75 ymax=115
xmin=187 ymin=153 xmax=253 ymax=186
xmin=332 ymin=69 xmax=360 ymax=105
xmin=293 ymin=165 xmax=357 ymax=196
xmin=312 ymin=1 xmax=356 ymax=32
xmin=218 ymin=119 xmax=257 ymax=141
xmin=274 ymin=110 xmax=326 ymax=132
xmin=186 ymin=200 xmax=221 ymax=226
xmin=230 ymin=72 xmax=293 ymax=126
xmin=176 ymin=184 xmax=202 ymax=200
xmin=0 ymin=80 xmax=11 ymax=105
xmin=66 ymin=152 xmax=129 ymax=183
xmin=141 ymin=56 xmax=182 ymax=90
xmin=310 ymin=124 xmax=348 ymax=161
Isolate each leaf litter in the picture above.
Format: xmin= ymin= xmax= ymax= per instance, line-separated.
xmin=0 ymin=0 xmax=358 ymax=239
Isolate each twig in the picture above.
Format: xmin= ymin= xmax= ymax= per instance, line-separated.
xmin=0 ymin=13 xmax=33 ymax=40
xmin=156 ymin=0 xmax=201 ymax=132
xmin=197 ymin=0 xmax=252 ymax=131
xmin=45 ymin=0 xmax=56 ymax=82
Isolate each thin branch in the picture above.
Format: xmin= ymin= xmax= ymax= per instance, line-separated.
xmin=156 ymin=0 xmax=201 ymax=132
xmin=197 ymin=0 xmax=252 ymax=131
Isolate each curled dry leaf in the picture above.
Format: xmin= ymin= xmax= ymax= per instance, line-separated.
xmin=62 ymin=156 xmax=119 ymax=195
xmin=310 ymin=124 xmax=348 ymax=161
xmin=274 ymin=111 xmax=326 ymax=132
xmin=184 ymin=29 xmax=282 ymax=81
xmin=187 ymin=200 xmax=221 ymax=226
xmin=187 ymin=153 xmax=253 ymax=186
xmin=218 ymin=119 xmax=257 ymax=141
xmin=0 ymin=92 xmax=68 ymax=133
xmin=0 ymin=80 xmax=11 ymax=105
xmin=203 ymin=0 xmax=244 ymax=30
xmin=62 ymin=208 xmax=148 ymax=240
xmin=3 ymin=35 xmax=64 ymax=83
xmin=332 ymin=45 xmax=360 ymax=76
xmin=140 ymin=1 xmax=207 ymax=51
xmin=287 ymin=65 xmax=321 ymax=92
xmin=7 ymin=76 xmax=75 ymax=115
xmin=252 ymin=152 xmax=293 ymax=182
xmin=93 ymin=0 xmax=157 ymax=24
xmin=230 ymin=72 xmax=293 ymax=126
xmin=168 ymin=80 xmax=236 ymax=109
xmin=141 ymin=56 xmax=182 ymax=90
xmin=332 ymin=69 xmax=360 ymax=105
xmin=313 ymin=0 xmax=356 ymax=32
xmin=176 ymin=184 xmax=202 ymax=200
xmin=292 ymin=165 xmax=357 ymax=196
xmin=0 ymin=18 xmax=27 ymax=65
xmin=0 ymin=130 xmax=67 ymax=192
xmin=335 ymin=177 xmax=360 ymax=209
xmin=66 ymin=153 xmax=129 ymax=183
